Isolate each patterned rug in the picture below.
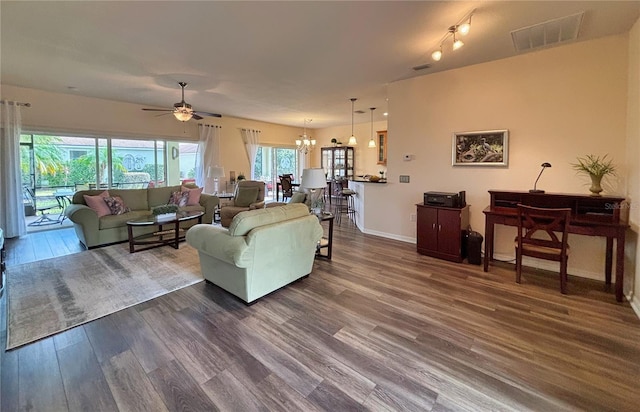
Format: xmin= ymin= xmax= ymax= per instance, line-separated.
xmin=6 ymin=243 xmax=203 ymax=349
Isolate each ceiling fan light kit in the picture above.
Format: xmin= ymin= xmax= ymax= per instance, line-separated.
xmin=142 ymin=81 xmax=222 ymax=122
xmin=430 ymin=9 xmax=475 ymax=62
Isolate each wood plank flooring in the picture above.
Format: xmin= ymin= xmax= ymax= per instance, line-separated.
xmin=2 ymin=223 xmax=640 ymax=411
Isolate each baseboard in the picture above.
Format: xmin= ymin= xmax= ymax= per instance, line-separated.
xmin=492 ymin=252 xmax=604 ymax=281
xmin=361 ymin=228 xmax=415 ymax=244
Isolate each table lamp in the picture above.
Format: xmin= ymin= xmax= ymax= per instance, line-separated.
xmin=207 ymin=166 xmax=225 ymax=195
xmin=301 ymin=168 xmax=327 ymax=213
xmin=529 ymin=162 xmax=551 ymax=193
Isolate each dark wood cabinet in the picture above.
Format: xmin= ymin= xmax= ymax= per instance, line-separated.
xmin=417 ymin=203 xmax=469 ymax=263
xmin=321 ymin=146 xmax=355 ymax=180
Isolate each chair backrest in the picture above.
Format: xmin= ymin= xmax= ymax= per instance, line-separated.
xmin=234 ymin=180 xmax=266 ymax=202
xmin=280 ymin=175 xmax=293 ymax=193
xmin=517 ymin=204 xmax=571 ymax=253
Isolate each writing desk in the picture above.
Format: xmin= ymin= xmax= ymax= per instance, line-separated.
xmin=483 ymin=190 xmax=628 ymax=302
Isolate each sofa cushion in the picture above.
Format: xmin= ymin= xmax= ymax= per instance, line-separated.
xmin=109 ymin=189 xmax=149 ymax=211
xmin=83 ymin=191 xmax=111 ymax=217
xmin=181 ymin=186 xmax=203 ymax=206
xmin=235 ymin=186 xmax=259 ymax=207
xmin=99 ymin=210 xmax=149 ymax=230
xmin=229 ymin=203 xmax=310 ymax=237
xmin=148 ymin=185 xmax=182 ymax=208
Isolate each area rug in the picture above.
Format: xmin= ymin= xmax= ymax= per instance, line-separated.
xmin=6 ymin=243 xmax=203 ymax=349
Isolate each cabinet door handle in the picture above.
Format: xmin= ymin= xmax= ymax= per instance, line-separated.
xmin=432 ymin=223 xmax=436 ymax=229
xmin=438 ymin=224 xmax=442 ymax=231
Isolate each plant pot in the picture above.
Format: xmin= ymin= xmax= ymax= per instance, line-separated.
xmin=589 ymin=173 xmax=603 ymax=196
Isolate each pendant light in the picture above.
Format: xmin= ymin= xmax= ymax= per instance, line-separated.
xmin=368 ymin=107 xmax=376 ymax=148
xmin=348 ymin=98 xmax=357 ymax=146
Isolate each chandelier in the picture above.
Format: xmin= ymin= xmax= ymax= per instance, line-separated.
xmin=296 ymin=119 xmax=316 ymax=154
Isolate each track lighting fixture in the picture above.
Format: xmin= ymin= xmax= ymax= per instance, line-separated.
xmin=430 ymin=9 xmax=475 ymax=62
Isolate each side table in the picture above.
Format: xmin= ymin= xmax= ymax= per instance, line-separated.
xmin=315 ymin=212 xmax=334 ymax=259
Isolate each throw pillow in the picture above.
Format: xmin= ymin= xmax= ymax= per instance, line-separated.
xmin=103 ymin=196 xmax=130 ymax=215
xmin=235 ymin=186 xmax=259 ymax=207
xmin=181 ymin=186 xmax=203 ymax=206
xmin=289 ymin=192 xmax=307 ymax=204
xmin=83 ymin=191 xmax=112 ymax=217
xmin=168 ymin=191 xmax=190 ymax=207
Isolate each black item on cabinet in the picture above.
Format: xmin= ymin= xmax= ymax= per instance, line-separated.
xmin=467 ymin=231 xmax=483 ymax=265
xmin=416 ymin=203 xmax=469 ymax=263
xmin=424 ymin=191 xmax=466 ymax=208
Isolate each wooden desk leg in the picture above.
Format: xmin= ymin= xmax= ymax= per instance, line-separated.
xmin=484 ymin=218 xmax=494 ymax=272
xmin=615 ymin=231 xmax=625 ymax=303
xmin=605 ymin=237 xmax=613 ymax=285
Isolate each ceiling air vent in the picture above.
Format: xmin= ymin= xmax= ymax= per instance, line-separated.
xmin=511 ymin=12 xmax=584 ymax=52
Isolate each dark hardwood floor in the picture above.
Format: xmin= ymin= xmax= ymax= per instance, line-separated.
xmin=2 ymin=223 xmax=640 ymax=411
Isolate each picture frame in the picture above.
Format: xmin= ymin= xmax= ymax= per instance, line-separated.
xmin=452 ymin=129 xmax=509 ymax=166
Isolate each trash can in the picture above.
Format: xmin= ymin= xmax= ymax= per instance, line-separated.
xmin=467 ymin=231 xmax=483 ymax=265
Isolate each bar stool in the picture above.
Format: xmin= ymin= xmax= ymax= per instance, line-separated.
xmin=332 ymin=179 xmax=355 ymax=225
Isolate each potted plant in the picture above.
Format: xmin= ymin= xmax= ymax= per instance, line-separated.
xmin=237 ymin=173 xmax=246 ymax=181
xmin=571 ymin=154 xmax=616 ymax=196
xmin=152 ymin=204 xmax=179 ymax=221
xmin=331 ymin=138 xmax=337 ymax=147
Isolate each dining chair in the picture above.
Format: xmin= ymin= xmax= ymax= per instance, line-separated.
xmin=279 ymin=175 xmax=294 ymax=202
xmin=515 ymin=204 xmax=571 ymax=294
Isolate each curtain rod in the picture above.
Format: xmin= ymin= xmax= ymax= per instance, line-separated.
xmin=0 ymin=101 xmax=31 ymax=107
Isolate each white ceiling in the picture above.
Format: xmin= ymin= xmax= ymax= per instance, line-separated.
xmin=1 ymin=1 xmax=639 ymax=128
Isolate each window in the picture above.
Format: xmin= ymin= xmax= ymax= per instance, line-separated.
xmin=253 ymin=145 xmax=299 ymax=199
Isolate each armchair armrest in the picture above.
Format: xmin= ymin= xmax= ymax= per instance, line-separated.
xmin=186 ymin=224 xmax=249 ymax=267
xmin=64 ymin=204 xmax=99 ymax=230
xmin=199 ymin=193 xmax=219 ymax=224
xmin=249 ymin=201 xmax=265 ymax=210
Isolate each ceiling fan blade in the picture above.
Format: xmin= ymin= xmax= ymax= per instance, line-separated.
xmin=193 ymin=111 xmax=222 ymax=118
xmin=191 ymin=114 xmax=203 ymax=120
xmin=142 ymin=108 xmax=173 ymax=112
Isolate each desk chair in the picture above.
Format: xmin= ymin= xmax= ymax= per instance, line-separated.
xmin=516 ymin=204 xmax=571 ymax=294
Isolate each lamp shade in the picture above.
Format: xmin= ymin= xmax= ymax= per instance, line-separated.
xmin=208 ymin=166 xmax=225 ymax=178
xmin=300 ymin=168 xmax=327 ymax=189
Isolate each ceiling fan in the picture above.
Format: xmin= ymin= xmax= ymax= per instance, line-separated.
xmin=142 ymin=81 xmax=222 ymax=122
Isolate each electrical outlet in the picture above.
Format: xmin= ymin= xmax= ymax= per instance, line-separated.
xmin=410 ymin=214 xmax=416 ymax=222
xmin=399 ymin=175 xmax=410 ymax=183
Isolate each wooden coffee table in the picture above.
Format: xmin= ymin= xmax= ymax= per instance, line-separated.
xmin=126 ymin=211 xmax=204 ymax=253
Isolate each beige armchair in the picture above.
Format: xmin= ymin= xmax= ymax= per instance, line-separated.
xmin=220 ymin=180 xmax=266 ymax=227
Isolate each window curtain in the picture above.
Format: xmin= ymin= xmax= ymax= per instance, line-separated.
xmin=195 ymin=124 xmax=221 ymax=193
xmin=0 ymin=101 xmax=27 ymax=238
xmin=240 ymin=128 xmax=260 ymax=179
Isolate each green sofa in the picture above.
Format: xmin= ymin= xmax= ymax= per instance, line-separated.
xmin=186 ymin=203 xmax=323 ymax=303
xmin=65 ymin=185 xmax=219 ymax=249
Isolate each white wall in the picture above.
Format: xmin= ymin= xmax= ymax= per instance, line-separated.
xmin=370 ymin=35 xmax=631 ymax=282
xmin=626 ymin=17 xmax=640 ymax=312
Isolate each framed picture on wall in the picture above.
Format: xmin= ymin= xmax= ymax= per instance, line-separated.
xmin=452 ymin=129 xmax=509 ymax=166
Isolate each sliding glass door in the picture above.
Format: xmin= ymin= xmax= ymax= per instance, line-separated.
xmin=253 ymin=146 xmax=299 ymax=200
